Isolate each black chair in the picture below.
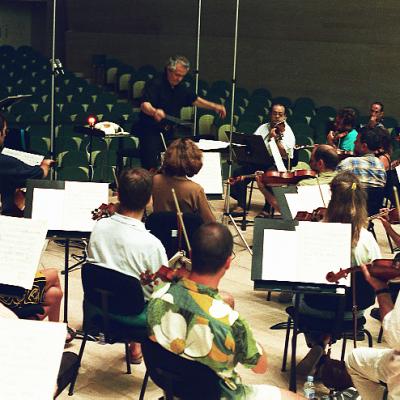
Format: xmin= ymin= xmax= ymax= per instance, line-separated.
xmin=145 ymin=211 xmax=203 ymax=258
xmin=281 ymin=275 xmax=375 ymax=391
xmin=140 ymin=338 xmax=221 ymax=400
xmin=366 ymin=186 xmax=385 ymax=239
xmin=68 ymin=263 xmax=148 ymax=396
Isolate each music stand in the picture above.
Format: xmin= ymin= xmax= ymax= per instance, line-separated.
xmin=74 ymin=125 xmax=105 ymax=181
xmin=24 ymin=179 xmax=108 ymax=323
xmin=251 ymin=217 xmax=350 ymax=392
xmin=231 ymin=132 xmax=273 ymax=167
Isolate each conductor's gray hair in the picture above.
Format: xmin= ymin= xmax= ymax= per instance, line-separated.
xmin=166 ymin=55 xmax=190 ymax=71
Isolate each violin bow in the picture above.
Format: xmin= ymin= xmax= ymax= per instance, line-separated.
xmin=315 ymin=175 xmax=327 ymax=208
xmin=171 ymin=188 xmax=192 ymax=254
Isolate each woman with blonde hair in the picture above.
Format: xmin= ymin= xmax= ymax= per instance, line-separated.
xmin=152 ymin=138 xmax=215 ymax=223
xmin=296 ymin=171 xmax=381 ymax=376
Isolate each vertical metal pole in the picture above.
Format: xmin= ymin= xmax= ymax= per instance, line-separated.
xmin=193 ymin=0 xmax=202 ymax=137
xmin=223 ymin=0 xmax=240 ymax=214
xmin=49 ymin=0 xmax=57 ymax=179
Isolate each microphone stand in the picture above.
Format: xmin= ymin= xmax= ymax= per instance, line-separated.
xmin=221 ymin=0 xmax=252 ymax=255
xmin=192 ymin=0 xmax=202 ymax=137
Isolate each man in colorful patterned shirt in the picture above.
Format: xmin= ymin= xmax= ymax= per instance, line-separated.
xmin=147 ymin=222 xmax=302 ymax=399
xmin=336 ymin=127 xmax=386 ymax=188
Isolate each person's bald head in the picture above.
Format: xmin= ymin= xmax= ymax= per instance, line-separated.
xmin=310 ymin=144 xmax=339 ymax=172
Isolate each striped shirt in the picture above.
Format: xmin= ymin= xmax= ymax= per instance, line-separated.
xmin=336 ymin=154 xmax=386 ymax=188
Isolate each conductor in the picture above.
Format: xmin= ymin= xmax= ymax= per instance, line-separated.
xmin=133 ymin=55 xmax=226 ymax=170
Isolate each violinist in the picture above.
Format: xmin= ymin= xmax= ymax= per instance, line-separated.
xmin=359 ymin=101 xmax=385 ymax=130
xmin=229 ymin=104 xmax=295 ymax=214
xmin=346 ymin=262 xmax=400 ymax=400
xmin=0 ymin=113 xmax=54 ymax=216
xmin=87 ymin=167 xmax=168 ymax=363
xmin=152 ymin=138 xmax=215 ymax=224
xmin=255 ymin=144 xmax=339 ymax=216
xmin=295 ymin=172 xmax=381 ymax=377
xmin=336 ymin=127 xmax=387 ymax=188
xmin=326 ymin=107 xmax=358 ymax=152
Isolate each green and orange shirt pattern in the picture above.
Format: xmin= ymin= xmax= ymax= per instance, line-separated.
xmin=147 ymin=277 xmax=262 ymax=399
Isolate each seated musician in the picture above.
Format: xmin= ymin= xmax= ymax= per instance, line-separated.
xmin=336 ymin=127 xmax=387 ymax=188
xmin=87 ymin=167 xmax=168 ymax=363
xmin=346 ymin=261 xmax=400 ymax=399
xmin=373 ymin=127 xmax=392 ymax=171
xmin=256 ymin=144 xmax=339 ymax=215
xmin=152 ymin=138 xmax=215 ymax=224
xmin=230 ymin=103 xmax=296 ymax=214
xmin=326 ymin=107 xmax=358 ymax=152
xmin=359 ymin=101 xmax=385 ymax=130
xmin=0 ymin=268 xmax=75 ymax=343
xmin=295 ymin=172 xmax=381 ymax=377
xmin=0 ymin=113 xmax=54 ymax=216
xmin=147 ymin=222 xmax=303 ymax=400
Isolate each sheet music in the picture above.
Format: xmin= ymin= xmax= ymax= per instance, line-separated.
xmin=261 ymin=222 xmax=351 ymax=286
xmin=190 ymin=152 xmax=223 ymax=194
xmin=63 ymin=182 xmax=109 ymax=231
xmin=197 ymin=139 xmax=230 ymax=151
xmin=2 ymin=147 xmax=44 ymax=166
xmin=284 ymin=185 xmax=331 ymax=218
xmin=30 ymin=181 xmax=109 ymax=232
xmin=0 ymin=216 xmax=47 ymax=289
xmin=32 ymin=189 xmax=65 ymax=230
xmin=396 ymin=165 xmax=400 ymax=182
xmin=267 ymin=139 xmax=286 ymax=172
xmin=0 ymin=319 xmax=66 ymax=400
xmin=262 ymin=229 xmax=298 ymax=281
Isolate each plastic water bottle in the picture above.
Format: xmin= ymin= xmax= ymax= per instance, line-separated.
xmin=303 ymin=375 xmax=317 ymax=399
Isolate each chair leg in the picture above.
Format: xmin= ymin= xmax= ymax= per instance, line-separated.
xmin=341 ymin=336 xmax=347 ymax=362
xmin=281 ymin=316 xmax=291 ymax=372
xmin=378 ymin=326 xmax=384 ymax=343
xmin=138 ymin=370 xmax=150 ymax=400
xmin=364 ymin=328 xmax=373 ymax=348
xmin=124 ymin=342 xmax=132 ymax=374
xmin=68 ymin=333 xmax=88 ymax=395
xmin=266 ymin=291 xmax=271 ymax=301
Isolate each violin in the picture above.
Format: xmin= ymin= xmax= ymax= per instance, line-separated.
xmin=229 ymin=169 xmax=317 ymax=186
xmin=270 ymin=120 xmax=286 ymax=141
xmin=91 ymin=203 xmax=117 ymax=220
xmin=326 ymin=259 xmax=400 ymax=284
xmin=140 ymin=259 xmax=191 ymax=287
xmin=336 ymin=149 xmax=354 ymax=160
xmin=295 ymin=207 xmax=327 ymax=222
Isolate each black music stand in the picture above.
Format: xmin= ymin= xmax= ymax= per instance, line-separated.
xmin=251 ymin=217 xmax=349 ymax=392
xmin=74 ymin=125 xmax=105 ymax=181
xmin=24 ymin=179 xmax=93 ymax=323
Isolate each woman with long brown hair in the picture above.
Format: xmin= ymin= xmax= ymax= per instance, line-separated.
xmin=152 ymin=138 xmax=215 ymax=223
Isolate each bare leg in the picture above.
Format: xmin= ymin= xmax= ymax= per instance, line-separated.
xmin=129 ymin=342 xmax=142 ymax=359
xmin=38 ymin=268 xmax=63 ymax=322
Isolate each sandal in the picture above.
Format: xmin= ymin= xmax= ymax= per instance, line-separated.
xmin=65 ymin=326 xmax=76 ymax=344
xmin=256 ymin=210 xmax=270 ymax=218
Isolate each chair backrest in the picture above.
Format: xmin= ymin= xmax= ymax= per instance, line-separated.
xmin=365 ymin=186 xmax=385 ymax=216
xmin=142 ymin=338 xmax=221 ymax=400
xmin=145 ymin=212 xmax=203 ymax=258
xmin=81 ymin=263 xmax=145 ymax=316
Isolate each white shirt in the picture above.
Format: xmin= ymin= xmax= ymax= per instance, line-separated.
xmin=352 ymin=228 xmax=381 ymax=266
xmin=87 ymin=213 xmax=168 ymax=300
xmin=383 ymin=292 xmax=400 ymax=351
xmin=253 ymin=121 xmax=296 ymax=159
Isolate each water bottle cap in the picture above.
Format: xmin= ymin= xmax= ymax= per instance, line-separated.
xmin=306 ymin=375 xmax=313 ymax=381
